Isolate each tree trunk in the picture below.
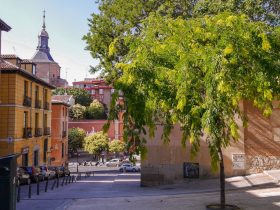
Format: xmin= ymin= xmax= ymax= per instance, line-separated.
xmin=218 ymin=146 xmax=226 ymax=209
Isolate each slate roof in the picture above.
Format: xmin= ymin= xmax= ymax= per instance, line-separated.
xmin=52 ymin=95 xmax=73 ymax=104
xmin=0 ymin=60 xmax=55 ymax=89
xmin=51 ymin=95 xmax=73 ymax=107
xmin=32 ymin=49 xmax=54 ymax=62
xmin=1 ymin=54 xmax=20 ymax=59
xmin=0 ymin=19 xmax=11 ymax=31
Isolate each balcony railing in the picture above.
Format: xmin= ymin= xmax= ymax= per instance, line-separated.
xmin=23 ymin=127 xmax=32 ymax=138
xmin=23 ymin=96 xmax=32 ymax=107
xmin=35 ymin=100 xmax=42 ymax=109
xmin=62 ymin=130 xmax=67 ymax=138
xmin=44 ymin=127 xmax=50 ymax=135
xmin=44 ymin=102 xmax=50 ymax=110
xmin=35 ymin=128 xmax=43 ymax=137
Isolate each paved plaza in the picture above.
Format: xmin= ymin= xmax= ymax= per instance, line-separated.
xmin=16 ymin=168 xmax=280 ymax=210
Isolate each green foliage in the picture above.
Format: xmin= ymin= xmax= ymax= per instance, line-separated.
xmin=109 ymin=139 xmax=126 ymax=153
xmin=68 ymin=128 xmax=86 ymax=152
xmin=84 ymin=132 xmax=109 ymax=156
xmin=84 ymin=99 xmax=107 ymax=119
xmin=53 ymin=87 xmax=92 ymax=106
xmin=69 ymin=104 xmax=86 ymax=119
xmin=112 ymin=13 xmax=280 ymax=169
xmin=84 ymin=0 xmax=279 ymax=83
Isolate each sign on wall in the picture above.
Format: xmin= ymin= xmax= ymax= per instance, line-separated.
xmin=183 ymin=162 xmax=199 ymax=178
xmin=232 ymin=153 xmax=245 ymax=170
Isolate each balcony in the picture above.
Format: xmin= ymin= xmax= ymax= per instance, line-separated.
xmin=44 ymin=102 xmax=50 ymax=110
xmin=35 ymin=100 xmax=42 ymax=109
xmin=62 ymin=130 xmax=67 ymax=138
xmin=23 ymin=96 xmax=32 ymax=107
xmin=35 ymin=128 xmax=43 ymax=137
xmin=23 ymin=128 xmax=32 ymax=138
xmin=44 ymin=127 xmax=50 ymax=135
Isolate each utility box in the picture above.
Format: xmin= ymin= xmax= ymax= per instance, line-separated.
xmin=0 ymin=154 xmax=19 ymax=210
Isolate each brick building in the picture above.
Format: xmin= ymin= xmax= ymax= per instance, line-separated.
xmin=141 ymin=101 xmax=280 ymax=186
xmin=72 ymin=78 xmax=113 ymax=109
xmin=50 ymin=96 xmax=70 ymax=166
xmin=0 ymin=54 xmax=54 ymax=166
xmin=31 ymin=11 xmax=68 ymax=88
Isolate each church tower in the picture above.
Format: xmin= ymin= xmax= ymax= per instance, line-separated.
xmin=32 ymin=11 xmax=68 ymax=87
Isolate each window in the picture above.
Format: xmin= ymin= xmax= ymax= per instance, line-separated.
xmin=99 ymin=89 xmax=104 ymax=94
xmin=111 ymin=89 xmax=115 ymax=94
xmin=43 ymin=114 xmax=47 ymax=131
xmin=34 ymin=150 xmax=39 ymax=166
xmin=62 ymin=143 xmax=64 ymax=158
xmin=23 ymin=112 xmax=28 ymax=128
xmin=44 ymin=89 xmax=47 ymax=102
xmin=24 ymin=81 xmax=28 ymax=96
xmin=32 ymin=65 xmax=36 ymax=75
xmin=30 ymin=82 xmax=32 ymax=99
xmin=35 ymin=86 xmax=39 ymax=100
xmin=65 ymin=108 xmax=68 ymax=117
xmin=43 ymin=139 xmax=48 ymax=162
xmin=22 ymin=153 xmax=28 ymax=166
xmin=91 ymin=89 xmax=96 ymax=94
xmin=35 ymin=113 xmax=39 ymax=129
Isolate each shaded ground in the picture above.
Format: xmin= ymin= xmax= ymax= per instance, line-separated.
xmin=16 ymin=169 xmax=280 ymax=210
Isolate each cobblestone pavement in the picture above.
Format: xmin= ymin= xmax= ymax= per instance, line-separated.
xmin=16 ymin=169 xmax=280 ymax=210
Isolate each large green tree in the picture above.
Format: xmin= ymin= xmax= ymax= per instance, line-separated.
xmin=85 ymin=0 xmax=279 ymax=208
xmin=53 ymin=87 xmax=92 ymax=106
xmin=107 ymin=13 xmax=280 ymax=208
xmin=84 ymin=132 xmax=109 ymax=160
xmin=68 ymin=128 xmax=86 ymax=153
xmin=84 ymin=99 xmax=107 ymax=119
xmin=84 ymin=0 xmax=279 ymax=81
xmin=109 ymin=139 xmax=126 ymax=154
xmin=69 ymin=104 xmax=86 ymax=120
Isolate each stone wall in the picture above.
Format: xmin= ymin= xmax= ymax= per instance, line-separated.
xmin=245 ymin=101 xmax=280 ymax=173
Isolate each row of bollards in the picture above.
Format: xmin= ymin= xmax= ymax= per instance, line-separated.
xmin=16 ymin=174 xmax=79 ymax=203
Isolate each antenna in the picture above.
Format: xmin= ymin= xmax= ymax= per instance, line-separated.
xmin=12 ymin=46 xmax=17 ymax=55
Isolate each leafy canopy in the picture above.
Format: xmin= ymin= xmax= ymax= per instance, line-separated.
xmin=84 ymin=131 xmax=109 ymax=156
xmin=69 ymin=104 xmax=86 ymax=120
xmin=84 ymin=99 xmax=107 ymax=119
xmin=111 ymin=12 xmax=280 ymax=168
xmin=84 ymin=0 xmax=279 ymax=81
xmin=53 ymin=87 xmax=92 ymax=106
xmin=68 ymin=128 xmax=86 ymax=152
xmin=109 ymin=139 xmax=126 ymax=153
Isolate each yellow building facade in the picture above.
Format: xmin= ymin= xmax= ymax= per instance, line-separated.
xmin=0 ymin=55 xmax=55 ymax=166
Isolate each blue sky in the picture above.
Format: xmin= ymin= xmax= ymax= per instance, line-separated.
xmin=0 ymin=0 xmax=99 ymax=85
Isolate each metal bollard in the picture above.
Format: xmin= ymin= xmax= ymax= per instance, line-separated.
xmin=61 ymin=177 xmax=65 ymax=186
xmin=51 ymin=179 xmax=56 ymax=190
xmin=17 ymin=179 xmax=20 ymax=202
xmin=28 ymin=179 xmax=31 ymax=198
xmin=72 ymin=175 xmax=74 ymax=183
xmin=36 ymin=177 xmax=40 ymax=195
xmin=45 ymin=177 xmax=49 ymax=192
xmin=68 ymin=175 xmax=71 ymax=184
xmin=65 ymin=176 xmax=67 ymax=185
xmin=56 ymin=176 xmax=59 ymax=188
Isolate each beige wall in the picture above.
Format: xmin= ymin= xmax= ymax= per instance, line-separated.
xmin=141 ymin=101 xmax=280 ymax=186
xmin=0 ymin=72 xmax=52 ymax=166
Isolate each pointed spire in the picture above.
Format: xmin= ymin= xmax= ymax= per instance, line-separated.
xmin=42 ymin=10 xmax=46 ymax=30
